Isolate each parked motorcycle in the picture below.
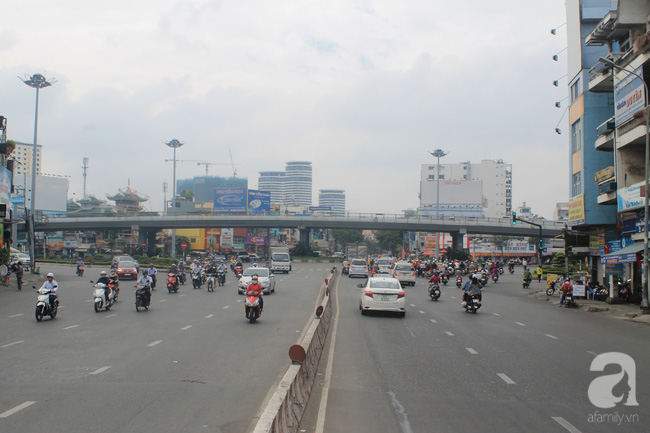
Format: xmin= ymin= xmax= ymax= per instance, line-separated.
xmin=135 ymin=284 xmax=150 ymax=312
xmin=618 ymin=279 xmax=633 ymax=302
xmin=92 ymin=282 xmax=115 ymax=312
xmin=192 ymin=270 xmax=202 ymax=289
xmin=245 ymin=290 xmax=262 ymax=324
xmin=167 ymin=272 xmax=179 ymax=293
xmin=428 ymin=283 xmax=441 ymax=301
xmin=34 ymin=286 xmax=58 ymax=322
xmin=465 ymin=294 xmax=481 ymax=313
xmin=217 ymin=270 xmax=226 ymax=286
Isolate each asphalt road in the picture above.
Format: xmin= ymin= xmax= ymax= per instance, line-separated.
xmin=299 ymin=270 xmax=650 ymax=433
xmin=0 ymin=262 xmax=334 ymax=433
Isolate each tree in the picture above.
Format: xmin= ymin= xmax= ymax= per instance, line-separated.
xmin=331 ymin=229 xmax=363 ymax=250
xmin=291 ymin=241 xmax=317 ymax=257
xmin=175 ymin=235 xmax=191 ymax=256
xmin=443 ymin=247 xmax=470 ymax=261
xmin=375 ymin=230 xmax=403 ymax=255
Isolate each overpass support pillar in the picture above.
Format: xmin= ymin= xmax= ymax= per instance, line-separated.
xmin=138 ymin=229 xmax=157 ymax=256
xmin=298 ymin=227 xmax=311 ymax=246
xmin=451 ymin=231 xmax=465 ymax=253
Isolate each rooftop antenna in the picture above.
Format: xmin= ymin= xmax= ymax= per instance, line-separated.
xmin=82 ymin=157 xmax=89 ymax=198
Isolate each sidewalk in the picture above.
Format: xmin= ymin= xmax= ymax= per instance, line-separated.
xmin=529 ymin=287 xmax=650 ymax=326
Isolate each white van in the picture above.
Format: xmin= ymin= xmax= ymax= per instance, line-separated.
xmin=270 ymin=249 xmax=292 ymax=273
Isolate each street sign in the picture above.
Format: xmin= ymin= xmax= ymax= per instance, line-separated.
xmin=141 ymin=242 xmax=146 ymax=248
xmin=10 ymin=195 xmax=24 ymax=204
xmin=181 ymin=242 xmax=188 ymax=250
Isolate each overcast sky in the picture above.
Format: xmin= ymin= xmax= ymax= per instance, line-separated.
xmin=0 ymin=0 xmax=569 ymax=219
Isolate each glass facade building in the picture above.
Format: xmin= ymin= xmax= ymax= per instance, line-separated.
xmin=318 ymin=189 xmax=345 ymax=216
xmin=285 ymin=161 xmax=312 ymax=206
xmin=258 ymin=171 xmax=286 ymax=205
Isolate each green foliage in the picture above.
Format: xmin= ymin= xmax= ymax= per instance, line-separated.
xmin=443 ymin=247 xmax=470 ymax=262
xmin=291 ymin=242 xmax=318 ymax=257
xmin=175 ymin=236 xmax=191 ymax=254
xmin=0 ymin=248 xmax=10 ymax=265
xmin=331 ymin=229 xmax=363 ymax=248
xmin=374 ymin=230 xmax=403 ymax=254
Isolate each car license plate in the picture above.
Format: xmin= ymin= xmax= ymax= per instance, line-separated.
xmin=381 ymin=294 xmax=390 ymax=301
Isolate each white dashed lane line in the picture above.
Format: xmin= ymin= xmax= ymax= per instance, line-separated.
xmin=105 ymin=314 xmax=116 ymax=318
xmin=1 ymin=340 xmax=25 ymax=348
xmin=587 ymin=351 xmax=598 ymax=356
xmin=179 ymin=294 xmax=186 ymax=297
xmin=492 ymin=313 xmax=501 ymax=316
xmin=430 ymin=319 xmax=437 ymax=323
xmin=204 ymin=314 xmax=214 ymax=318
xmin=181 ymin=325 xmax=192 ymax=330
xmin=515 ymin=322 xmax=526 ymax=326
xmin=63 ymin=325 xmax=79 ymax=330
xmin=8 ymin=314 xmax=24 ymax=318
xmin=445 ymin=331 xmax=454 ymax=337
xmin=497 ymin=373 xmax=516 ymax=384
xmin=147 ymin=340 xmax=162 ymax=347
xmin=466 ymin=348 xmax=478 ymax=355
xmin=552 ymin=417 xmax=583 ymax=433
xmin=89 ymin=366 xmax=111 ymax=375
xmin=409 ymin=304 xmax=416 ymax=307
xmin=545 ymin=334 xmax=559 ymax=340
xmin=223 ymin=306 xmax=230 ymax=309
xmin=159 ymin=299 xmax=167 ymax=303
xmin=0 ymin=401 xmax=36 ymax=418
xmin=419 ymin=311 xmax=425 ymax=314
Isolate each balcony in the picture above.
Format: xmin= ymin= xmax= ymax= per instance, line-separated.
xmin=589 ymin=59 xmax=615 ymax=93
xmin=595 ymin=117 xmax=615 ymax=151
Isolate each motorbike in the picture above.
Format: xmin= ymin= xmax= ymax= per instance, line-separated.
xmin=618 ymin=279 xmax=633 ymax=302
xmin=481 ymin=274 xmax=489 ymax=286
xmin=192 ymin=270 xmax=202 ymax=289
xmin=217 ymin=270 xmax=226 ymax=286
xmin=245 ymin=290 xmax=262 ymax=324
xmin=92 ymin=282 xmax=115 ymax=312
xmin=77 ymin=265 xmax=85 ymax=277
xmin=456 ymin=276 xmax=462 ymax=288
xmin=562 ymin=291 xmax=577 ymax=308
xmin=592 ymin=284 xmax=609 ymax=301
xmin=178 ymin=270 xmax=186 ymax=285
xmin=234 ymin=265 xmax=243 ymax=278
xmin=342 ymin=265 xmax=349 ymax=276
xmin=428 ymin=283 xmax=441 ymax=301
xmin=546 ymin=280 xmax=558 ymax=296
xmin=491 ymin=273 xmax=498 ymax=283
xmin=465 ymin=294 xmax=481 ymax=313
xmin=206 ymin=273 xmax=217 ymax=292
xmin=135 ymin=284 xmax=150 ymax=312
xmin=508 ymin=265 xmax=515 ymax=275
xmin=522 ymin=278 xmax=531 ymax=289
xmin=441 ymin=274 xmax=449 ymax=286
xmin=166 ymin=272 xmax=179 ymax=293
xmin=499 ymin=267 xmax=504 ymax=275
xmin=34 ymin=286 xmax=58 ymax=321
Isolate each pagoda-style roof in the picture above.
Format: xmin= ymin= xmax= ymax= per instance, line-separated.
xmin=78 ymin=195 xmax=106 ymax=206
xmin=67 ymin=199 xmax=81 ymax=212
xmin=107 ymin=186 xmax=149 ymax=203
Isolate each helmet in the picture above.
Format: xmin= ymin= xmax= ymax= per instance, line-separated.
xmin=251 ymin=274 xmax=259 ymax=281
xmin=100 ymin=271 xmax=107 ymax=276
xmin=143 ymin=270 xmax=148 ymax=275
xmin=46 ymin=272 xmax=54 ymax=278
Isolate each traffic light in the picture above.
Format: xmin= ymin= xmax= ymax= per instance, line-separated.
xmin=512 ymin=212 xmax=517 ymax=225
xmin=538 ymin=238 xmax=544 ymax=251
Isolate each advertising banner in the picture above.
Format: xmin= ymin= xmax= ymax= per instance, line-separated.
xmin=568 ymin=195 xmax=585 ymax=226
xmin=247 ymin=190 xmax=271 ymax=215
xmin=246 ymin=236 xmax=268 ymax=245
xmin=614 ymin=66 xmax=645 ymax=126
xmin=589 ymin=229 xmax=605 ymax=256
xmin=0 ymin=166 xmax=12 ymax=208
xmin=220 ymin=228 xmax=233 ymax=248
xmin=214 ymin=189 xmax=247 ymax=213
xmin=617 ymin=181 xmax=645 ymax=212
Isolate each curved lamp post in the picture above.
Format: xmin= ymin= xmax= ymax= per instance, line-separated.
xmin=20 ymin=73 xmax=56 ymax=273
xmin=599 ymin=57 xmax=649 ymax=312
xmin=165 ymin=139 xmax=184 ymax=258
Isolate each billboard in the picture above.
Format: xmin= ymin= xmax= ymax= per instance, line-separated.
xmin=247 ymin=190 xmax=271 ymax=215
xmin=214 ymin=189 xmax=247 ymax=213
xmin=568 ymin=195 xmax=585 ymax=226
xmin=617 ymin=181 xmax=644 ymax=212
xmin=246 ymin=236 xmax=268 ymax=245
xmin=420 ymin=180 xmax=482 ymax=206
xmin=614 ymin=66 xmax=645 ymax=126
xmin=220 ymin=228 xmax=233 ymax=248
xmin=0 ymin=166 xmax=11 ymax=208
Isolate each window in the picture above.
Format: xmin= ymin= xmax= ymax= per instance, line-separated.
xmin=572 ymin=172 xmax=582 ymax=197
xmin=570 ymin=78 xmax=581 ymax=103
xmin=438 ymin=175 xmax=445 ymax=180
xmin=571 ymin=119 xmax=582 ymax=153
xmin=428 ymin=174 xmax=435 ymax=180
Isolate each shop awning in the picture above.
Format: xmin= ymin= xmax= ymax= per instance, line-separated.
xmin=601 ymin=242 xmax=644 ymax=265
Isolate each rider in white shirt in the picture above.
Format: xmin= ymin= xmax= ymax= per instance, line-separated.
xmin=40 ymin=272 xmax=59 ymax=308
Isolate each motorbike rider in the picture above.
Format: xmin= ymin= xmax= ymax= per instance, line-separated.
xmin=148 ymin=264 xmax=158 ymax=290
xmin=76 ymin=258 xmax=85 ymax=275
xmin=491 ymin=266 xmax=499 ymax=281
xmin=428 ymin=271 xmax=441 ymax=285
xmin=134 ymin=270 xmax=153 ymax=305
xmin=40 ymin=272 xmax=59 ymax=309
xmin=462 ymin=274 xmax=482 ymax=307
xmin=246 ymin=274 xmax=264 ymax=312
xmin=560 ymin=278 xmax=572 ymax=306
xmin=95 ymin=270 xmax=112 ymax=302
xmin=168 ymin=263 xmax=180 ymax=287
xmin=523 ymin=269 xmax=532 ymax=285
xmin=217 ymin=260 xmax=228 ymax=282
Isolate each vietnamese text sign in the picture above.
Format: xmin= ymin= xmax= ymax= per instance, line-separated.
xmin=617 ymin=181 xmax=645 ymax=212
xmin=568 ymin=195 xmax=585 ymax=226
xmin=247 ymin=190 xmax=271 ymax=215
xmin=614 ymin=66 xmax=645 ymax=126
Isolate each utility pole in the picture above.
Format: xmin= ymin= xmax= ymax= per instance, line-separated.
xmin=82 ymin=157 xmax=89 ymax=198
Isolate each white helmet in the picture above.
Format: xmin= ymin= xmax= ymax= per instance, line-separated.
xmin=46 ymin=272 xmax=54 ymax=278
xmin=100 ymin=271 xmax=107 ymax=276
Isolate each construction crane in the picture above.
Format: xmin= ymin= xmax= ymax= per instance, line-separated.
xmin=164 ymin=159 xmax=241 ymax=176
xmin=229 ymin=150 xmax=238 ymax=177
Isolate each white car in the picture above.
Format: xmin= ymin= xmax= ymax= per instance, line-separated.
xmin=376 ymin=258 xmax=393 ymax=274
xmin=349 ymin=259 xmax=369 ymax=278
xmin=359 ymin=275 xmax=406 ymax=317
xmin=238 ymin=266 xmax=276 ymax=295
xmin=12 ymin=253 xmax=31 ymax=266
xmin=391 ymin=261 xmax=416 ymax=286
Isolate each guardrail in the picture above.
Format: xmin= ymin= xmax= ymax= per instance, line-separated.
xmin=253 ymin=268 xmax=337 ymax=433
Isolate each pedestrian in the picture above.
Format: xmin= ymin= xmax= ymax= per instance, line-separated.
xmin=12 ymin=260 xmax=24 ymax=291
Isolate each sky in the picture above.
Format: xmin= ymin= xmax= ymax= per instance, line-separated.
xmin=0 ymin=0 xmax=569 ymax=219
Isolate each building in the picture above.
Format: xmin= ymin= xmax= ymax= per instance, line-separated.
xmin=107 ymin=186 xmax=149 ymax=216
xmin=580 ymin=0 xmax=650 ymax=304
xmin=176 ymin=176 xmax=248 ymax=204
xmin=419 ymin=159 xmax=512 ymax=218
xmin=258 ymin=171 xmax=286 ymax=205
xmin=285 ymin=161 xmax=312 ymax=206
xmin=562 ymin=0 xmax=620 ymax=285
xmin=8 ymin=141 xmax=42 ymax=177
xmin=318 ymin=189 xmax=345 ymax=216
xmin=419 ymin=180 xmax=483 ymax=218
xmin=553 ymin=202 xmax=570 ymax=222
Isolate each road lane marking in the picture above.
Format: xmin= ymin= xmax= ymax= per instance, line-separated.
xmin=445 ymin=331 xmax=454 ymax=336
xmin=0 ymin=401 xmax=36 ymax=418
xmin=147 ymin=340 xmax=162 ymax=347
xmin=1 ymin=340 xmax=25 ymax=348
xmin=8 ymin=314 xmax=24 ymax=318
xmin=403 ymin=324 xmax=415 ymax=338
xmin=409 ymin=304 xmax=416 ymax=307
xmin=419 ymin=310 xmax=425 ymax=314
xmin=223 ymin=306 xmax=230 ymax=309
xmin=89 ymin=366 xmax=111 ymax=375
xmin=497 ymin=373 xmax=516 ymax=384
xmin=105 ymin=314 xmax=116 ymax=318
xmin=181 ymin=325 xmax=192 ymax=330
xmin=493 ymin=313 xmax=501 ymax=316
xmin=85 ymin=300 xmax=93 ymax=303
xmin=515 ymin=322 xmax=526 ymax=326
xmin=63 ymin=325 xmax=79 ymax=330
xmin=466 ymin=348 xmax=478 ymax=355
xmin=587 ymin=351 xmax=598 ymax=356
xmin=159 ymin=299 xmax=167 ymax=302
xmin=179 ymin=294 xmax=186 ymax=297
xmin=545 ymin=334 xmax=559 ymax=340
xmin=204 ymin=314 xmax=214 ymax=318
xmin=450 ymin=296 xmax=456 ymax=299
xmin=388 ymin=391 xmax=414 ymax=433
xmin=236 ymin=299 xmax=243 ymax=303
xmin=430 ymin=319 xmax=437 ymax=323
xmin=552 ymin=417 xmax=583 ymax=433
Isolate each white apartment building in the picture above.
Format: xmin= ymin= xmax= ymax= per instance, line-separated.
xmin=420 ymin=159 xmax=512 ymax=218
xmin=318 ymin=189 xmax=345 ymax=216
xmin=9 ymin=141 xmax=42 ymax=177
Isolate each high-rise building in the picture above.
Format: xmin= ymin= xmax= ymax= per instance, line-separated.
xmin=318 ymin=189 xmax=345 ymax=216
xmin=9 ymin=141 xmax=42 ymax=177
xmin=285 ymin=161 xmax=312 ymax=206
xmin=176 ymin=176 xmax=247 ymax=204
xmin=419 ymin=159 xmax=512 ymax=218
xmin=258 ymin=171 xmax=286 ymax=205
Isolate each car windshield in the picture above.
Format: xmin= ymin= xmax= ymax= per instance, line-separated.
xmin=369 ymin=280 xmax=400 ymax=289
xmin=395 ymin=264 xmax=413 ymax=271
xmin=352 ymin=260 xmax=366 ymax=266
xmin=119 ymin=262 xmax=135 ymax=268
xmin=243 ymin=268 xmax=269 ymax=277
xmin=378 ymin=260 xmax=391 ymax=266
xmin=272 ymin=253 xmax=290 ymax=261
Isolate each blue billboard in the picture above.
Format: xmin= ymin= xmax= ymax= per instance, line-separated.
xmin=248 ymin=190 xmax=271 ymax=215
xmin=214 ymin=188 xmax=247 ymax=213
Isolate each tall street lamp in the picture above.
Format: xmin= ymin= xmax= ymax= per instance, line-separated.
xmin=599 ymin=57 xmax=649 ymax=312
xmin=20 ymin=73 xmax=55 ymax=273
xmin=165 ymin=139 xmax=184 ymax=259
xmin=429 ymin=149 xmax=448 ymax=261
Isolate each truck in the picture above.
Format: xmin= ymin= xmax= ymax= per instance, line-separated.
xmin=270 ymin=247 xmax=292 ymax=273
xmin=345 ymin=244 xmax=368 ymax=261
